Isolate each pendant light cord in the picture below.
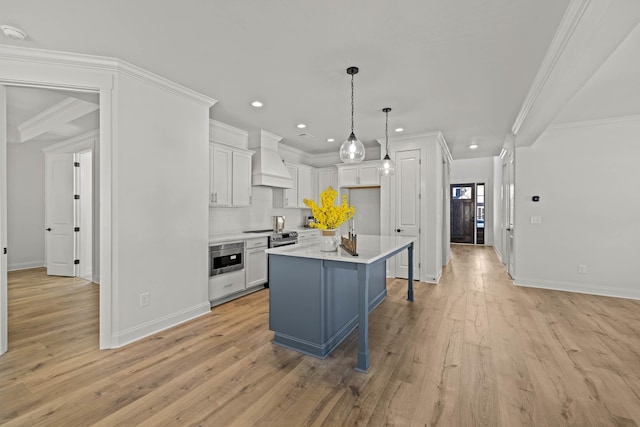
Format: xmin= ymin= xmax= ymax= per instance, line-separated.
xmin=351 ymin=73 xmax=355 ymax=134
xmin=385 ymin=109 xmax=389 ymax=155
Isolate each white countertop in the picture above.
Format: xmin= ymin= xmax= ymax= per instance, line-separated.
xmin=265 ymin=235 xmax=416 ymax=264
xmin=208 ymin=227 xmax=317 ymax=244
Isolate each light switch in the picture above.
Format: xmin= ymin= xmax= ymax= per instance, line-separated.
xmin=530 ymin=216 xmax=542 ymax=224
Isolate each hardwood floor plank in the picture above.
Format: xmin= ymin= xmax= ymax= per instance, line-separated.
xmin=3 ymin=246 xmax=640 ymax=426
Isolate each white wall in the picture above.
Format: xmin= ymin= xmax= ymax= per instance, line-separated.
xmin=6 ymin=141 xmax=48 ymax=270
xmin=113 ymin=72 xmax=212 ymax=345
xmin=450 ymin=157 xmax=494 ymax=245
xmin=514 ymin=117 xmax=640 ymax=299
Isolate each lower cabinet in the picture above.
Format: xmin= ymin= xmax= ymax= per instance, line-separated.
xmin=209 ymin=269 xmax=245 ymax=302
xmin=246 ymin=243 xmax=268 ymax=287
xmin=209 ymin=237 xmax=268 ymax=307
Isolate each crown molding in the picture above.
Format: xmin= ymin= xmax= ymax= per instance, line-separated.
xmin=511 ymin=0 xmax=592 ymax=135
xmin=0 ymin=45 xmax=216 ymax=107
xmin=17 ymin=97 xmax=98 ymax=143
xmin=547 ymin=114 xmax=640 ymax=130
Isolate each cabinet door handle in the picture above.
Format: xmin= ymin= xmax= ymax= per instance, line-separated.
xmin=214 ymin=193 xmax=217 ymax=203
xmin=46 ymin=228 xmax=52 ymax=232
xmin=396 ymin=228 xmax=403 ymax=233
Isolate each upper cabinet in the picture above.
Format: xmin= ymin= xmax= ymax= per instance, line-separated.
xmin=337 ymin=161 xmax=380 ymax=188
xmin=273 ymin=161 xmax=314 ymax=208
xmin=316 ymin=166 xmax=338 ymax=199
xmin=209 ymin=120 xmax=254 ymax=207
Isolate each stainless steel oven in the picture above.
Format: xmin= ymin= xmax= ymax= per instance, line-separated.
xmin=269 ymin=231 xmax=298 ymax=248
xmin=209 ymin=241 xmax=244 ymax=276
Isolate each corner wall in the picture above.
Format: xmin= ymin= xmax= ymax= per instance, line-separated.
xmin=514 ymin=117 xmax=640 ymax=299
xmin=112 ymin=71 xmax=213 ymax=345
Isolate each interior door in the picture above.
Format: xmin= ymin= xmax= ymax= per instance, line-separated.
xmin=450 ymin=184 xmax=475 ymax=243
xmin=45 ymin=153 xmax=76 ymax=277
xmin=394 ymin=149 xmax=420 ymax=279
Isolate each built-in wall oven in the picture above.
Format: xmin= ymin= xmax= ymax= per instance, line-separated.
xmin=209 ymin=241 xmax=244 ymax=277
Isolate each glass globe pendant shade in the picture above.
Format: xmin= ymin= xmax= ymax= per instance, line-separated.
xmin=378 ymin=153 xmax=396 ymax=176
xmin=339 ymin=132 xmax=366 ymax=163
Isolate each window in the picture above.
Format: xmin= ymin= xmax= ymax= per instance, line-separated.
xmin=452 ymin=186 xmax=472 ymax=200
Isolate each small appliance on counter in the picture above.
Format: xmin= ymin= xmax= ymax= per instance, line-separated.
xmin=305 ymin=216 xmax=315 ymax=228
xmin=273 ymin=215 xmax=285 ymax=233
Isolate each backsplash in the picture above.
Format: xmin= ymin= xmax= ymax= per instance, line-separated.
xmin=209 ymin=186 xmax=308 ymax=234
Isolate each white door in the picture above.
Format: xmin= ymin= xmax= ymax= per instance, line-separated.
xmin=0 ymin=85 xmax=7 ymax=354
xmin=45 ymin=153 xmax=76 ymax=277
xmin=395 ymin=149 xmax=420 ymax=279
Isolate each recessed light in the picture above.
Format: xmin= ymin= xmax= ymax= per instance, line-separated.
xmin=394 ymin=128 xmax=404 ymax=133
xmin=469 ymin=144 xmax=479 ymax=150
xmin=251 ymin=101 xmax=263 ymax=108
xmin=296 ymin=123 xmax=306 ymax=129
xmin=326 ymin=138 xmax=335 ymax=143
xmin=1 ymin=25 xmax=27 ymax=40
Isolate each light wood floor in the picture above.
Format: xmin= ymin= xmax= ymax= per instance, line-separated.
xmin=2 ymin=246 xmax=640 ymax=426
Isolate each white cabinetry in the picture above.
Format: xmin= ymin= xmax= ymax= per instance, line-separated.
xmin=210 ymin=143 xmax=253 ymax=207
xmin=316 ymin=167 xmax=338 ymax=199
xmin=245 ymin=237 xmax=268 ymax=287
xmin=208 ymin=269 xmax=245 ymax=302
xmin=337 ymin=161 xmax=380 ymax=187
xmin=274 ymin=162 xmax=314 ymax=208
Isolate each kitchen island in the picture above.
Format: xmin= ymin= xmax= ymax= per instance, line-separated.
xmin=266 ymin=235 xmax=415 ymax=372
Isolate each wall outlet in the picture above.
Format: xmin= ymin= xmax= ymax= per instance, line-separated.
xmin=530 ymin=216 xmax=542 ymax=224
xmin=578 ymin=265 xmax=587 ymax=274
xmin=139 ymin=292 xmax=150 ymax=307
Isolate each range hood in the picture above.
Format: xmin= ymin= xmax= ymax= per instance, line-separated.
xmin=248 ymin=130 xmax=293 ymax=188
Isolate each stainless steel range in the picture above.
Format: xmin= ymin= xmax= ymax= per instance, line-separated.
xmin=244 ymin=229 xmax=298 ymax=247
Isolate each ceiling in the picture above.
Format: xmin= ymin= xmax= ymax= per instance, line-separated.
xmin=5 ymin=86 xmax=99 ymax=144
xmin=0 ymin=0 xmax=573 ymax=159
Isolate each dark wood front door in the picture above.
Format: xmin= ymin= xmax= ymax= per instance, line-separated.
xmin=450 ymin=184 xmax=474 ymax=243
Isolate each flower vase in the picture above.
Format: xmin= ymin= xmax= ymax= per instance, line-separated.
xmin=320 ymin=229 xmax=339 ymax=252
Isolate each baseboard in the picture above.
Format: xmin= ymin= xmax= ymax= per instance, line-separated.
xmin=111 ymin=302 xmax=211 ymax=348
xmin=514 ymin=277 xmax=640 ymax=301
xmin=493 ymin=245 xmax=503 ymax=263
xmin=8 ymin=261 xmax=44 ymax=271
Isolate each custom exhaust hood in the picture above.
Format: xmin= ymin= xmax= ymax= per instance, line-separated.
xmin=248 ymin=130 xmax=293 ymax=189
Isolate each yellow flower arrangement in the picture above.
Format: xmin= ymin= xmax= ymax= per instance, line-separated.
xmin=303 ymin=186 xmax=355 ymax=230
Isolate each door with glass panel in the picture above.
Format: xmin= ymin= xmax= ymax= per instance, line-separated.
xmin=450 ymin=184 xmax=474 ymax=243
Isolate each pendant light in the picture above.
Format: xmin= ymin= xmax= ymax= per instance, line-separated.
xmin=378 ymin=107 xmax=396 ymax=176
xmin=339 ymin=66 xmax=366 ymax=163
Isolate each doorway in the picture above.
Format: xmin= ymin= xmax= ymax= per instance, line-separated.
xmin=2 ymin=84 xmax=101 ymax=355
xmin=450 ymin=183 xmax=475 ymax=243
xmin=43 ymin=133 xmax=98 ymax=280
xmin=450 ymin=183 xmax=485 ymax=245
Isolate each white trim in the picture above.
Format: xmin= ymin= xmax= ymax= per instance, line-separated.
xmin=0 ymin=45 xmax=216 ymax=107
xmin=492 ymin=245 xmax=504 ymax=264
xmin=515 ymin=277 xmax=640 ymax=301
xmin=208 ymin=119 xmax=249 ymax=149
xmin=111 ymin=303 xmax=211 ymax=348
xmin=547 ymin=114 xmax=640 ymax=130
xmin=511 ymin=0 xmax=592 ymax=135
xmin=42 ymin=129 xmax=99 ymax=153
xmin=8 ymin=261 xmax=44 ymax=271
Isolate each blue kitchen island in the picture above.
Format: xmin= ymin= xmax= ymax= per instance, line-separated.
xmin=266 ymin=235 xmax=415 ymax=373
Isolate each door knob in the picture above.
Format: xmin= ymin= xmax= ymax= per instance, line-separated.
xmin=396 ymin=228 xmax=403 ymax=232
xmin=46 ymin=228 xmax=52 ymax=231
